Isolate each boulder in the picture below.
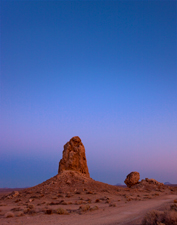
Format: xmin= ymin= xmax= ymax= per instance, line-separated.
xmin=58 ymin=136 xmax=90 ymax=177
xmin=124 ymin=171 xmax=140 ymax=187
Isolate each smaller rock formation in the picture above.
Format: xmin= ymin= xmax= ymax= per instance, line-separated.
xmin=143 ymin=178 xmax=164 ymax=186
xmin=58 ymin=136 xmax=90 ymax=177
xmin=132 ymin=177 xmax=164 ymax=190
xmin=124 ymin=171 xmax=140 ymax=187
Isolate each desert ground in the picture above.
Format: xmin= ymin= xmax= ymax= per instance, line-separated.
xmin=0 ymin=171 xmax=177 ymax=225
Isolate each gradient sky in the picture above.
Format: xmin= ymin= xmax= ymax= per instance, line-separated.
xmin=0 ymin=0 xmax=177 ymax=188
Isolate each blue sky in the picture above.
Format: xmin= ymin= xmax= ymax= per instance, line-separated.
xmin=0 ymin=0 xmax=177 ymax=187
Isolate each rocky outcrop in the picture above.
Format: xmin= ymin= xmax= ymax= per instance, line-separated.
xmin=58 ymin=136 xmax=90 ymax=177
xmin=142 ymin=178 xmax=164 ymax=186
xmin=132 ymin=177 xmax=164 ymax=190
xmin=124 ymin=171 xmax=140 ymax=187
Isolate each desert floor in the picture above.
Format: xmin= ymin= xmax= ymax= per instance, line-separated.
xmin=0 ymin=172 xmax=177 ymax=225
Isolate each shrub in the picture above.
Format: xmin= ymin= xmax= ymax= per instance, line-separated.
xmin=79 ymin=205 xmax=90 ymax=212
xmin=27 ymin=204 xmax=34 ymax=209
xmin=163 ymin=211 xmax=177 ymax=224
xmin=45 ymin=209 xmax=53 ymax=214
xmin=141 ymin=210 xmax=163 ymax=225
xmin=16 ymin=211 xmax=24 ymax=217
xmin=109 ymin=203 xmax=116 ymax=207
xmin=90 ymin=206 xmax=99 ymax=211
xmin=5 ymin=212 xmax=14 ymax=218
xmin=171 ymin=204 xmax=177 ymax=211
xmin=142 ymin=209 xmax=177 ymax=225
xmin=56 ymin=208 xmax=69 ymax=215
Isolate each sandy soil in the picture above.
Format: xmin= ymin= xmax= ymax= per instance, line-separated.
xmin=0 ymin=172 xmax=176 ymax=225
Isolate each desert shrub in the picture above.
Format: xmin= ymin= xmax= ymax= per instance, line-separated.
xmin=109 ymin=203 xmax=116 ymax=207
xmin=27 ymin=204 xmax=34 ymax=209
xmin=45 ymin=209 xmax=53 ymax=214
xmin=27 ymin=209 xmax=36 ymax=215
xmin=174 ymin=200 xmax=177 ymax=204
xmin=141 ymin=210 xmax=163 ymax=225
xmin=95 ymin=199 xmax=100 ymax=203
xmin=142 ymin=209 xmax=177 ymax=225
xmin=56 ymin=207 xmax=69 ymax=215
xmin=163 ymin=211 xmax=177 ymax=224
xmin=16 ymin=211 xmax=24 ymax=217
xmin=171 ymin=204 xmax=177 ymax=211
xmin=90 ymin=206 xmax=99 ymax=211
xmin=61 ymin=201 xmax=68 ymax=205
xmin=79 ymin=204 xmax=90 ymax=212
xmin=5 ymin=212 xmax=14 ymax=218
xmin=86 ymin=191 xmax=93 ymax=194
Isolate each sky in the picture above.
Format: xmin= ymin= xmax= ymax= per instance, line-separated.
xmin=0 ymin=0 xmax=177 ymax=188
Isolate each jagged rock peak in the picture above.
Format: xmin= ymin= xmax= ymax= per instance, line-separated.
xmin=58 ymin=136 xmax=90 ymax=177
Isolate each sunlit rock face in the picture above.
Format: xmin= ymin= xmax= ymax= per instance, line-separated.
xmin=58 ymin=136 xmax=90 ymax=177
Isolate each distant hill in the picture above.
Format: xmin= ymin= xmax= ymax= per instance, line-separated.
xmin=115 ymin=183 xmax=126 ymax=187
xmin=164 ymin=182 xmax=171 ymax=185
xmin=0 ymin=188 xmax=27 ymax=193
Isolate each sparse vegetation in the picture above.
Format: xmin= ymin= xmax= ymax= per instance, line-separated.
xmin=79 ymin=204 xmax=90 ymax=212
xmin=141 ymin=205 xmax=177 ymax=225
xmin=56 ymin=207 xmax=69 ymax=215
xmin=109 ymin=203 xmax=116 ymax=207
xmin=171 ymin=204 xmax=177 ymax=211
xmin=45 ymin=209 xmax=53 ymax=214
xmin=16 ymin=211 xmax=24 ymax=217
xmin=90 ymin=206 xmax=99 ymax=211
xmin=5 ymin=212 xmax=14 ymax=218
xmin=27 ymin=204 xmax=34 ymax=209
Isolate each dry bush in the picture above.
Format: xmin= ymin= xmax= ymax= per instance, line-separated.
xmin=109 ymin=203 xmax=116 ymax=207
xmin=61 ymin=201 xmax=68 ymax=205
xmin=95 ymin=199 xmax=100 ymax=203
xmin=86 ymin=191 xmax=93 ymax=194
xmin=45 ymin=209 xmax=53 ymax=214
xmin=16 ymin=211 xmax=24 ymax=217
xmin=163 ymin=211 xmax=177 ymax=224
xmin=23 ymin=208 xmax=36 ymax=215
xmin=90 ymin=206 xmax=99 ymax=211
xmin=75 ymin=200 xmax=84 ymax=205
xmin=174 ymin=200 xmax=177 ymax=204
xmin=141 ymin=210 xmax=163 ymax=225
xmin=79 ymin=204 xmax=90 ymax=212
xmin=5 ymin=212 xmax=14 ymax=218
xmin=142 ymin=209 xmax=177 ymax=225
xmin=56 ymin=207 xmax=69 ymax=215
xmin=27 ymin=204 xmax=34 ymax=209
xmin=171 ymin=204 xmax=177 ymax=211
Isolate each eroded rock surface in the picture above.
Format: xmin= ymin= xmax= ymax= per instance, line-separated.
xmin=58 ymin=136 xmax=90 ymax=177
xmin=124 ymin=171 xmax=140 ymax=187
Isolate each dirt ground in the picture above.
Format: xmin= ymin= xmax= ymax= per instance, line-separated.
xmin=0 ymin=171 xmax=176 ymax=225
